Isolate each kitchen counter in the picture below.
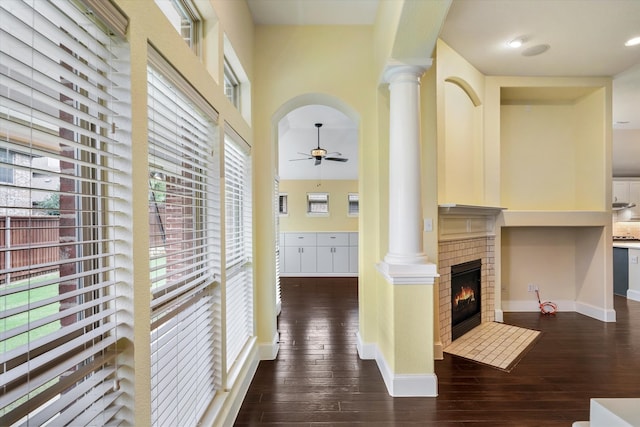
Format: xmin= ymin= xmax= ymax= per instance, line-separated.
xmin=613 ymin=241 xmax=640 ymax=249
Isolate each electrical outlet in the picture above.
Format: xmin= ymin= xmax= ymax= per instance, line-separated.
xmin=527 ymin=284 xmax=536 ymax=292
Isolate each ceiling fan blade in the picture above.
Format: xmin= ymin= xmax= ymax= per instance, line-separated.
xmin=324 ymin=157 xmax=348 ymax=162
xmin=289 ymin=157 xmax=312 ymax=161
xmin=297 ymin=152 xmax=311 ymax=156
xmin=315 ymin=158 xmax=321 ymax=166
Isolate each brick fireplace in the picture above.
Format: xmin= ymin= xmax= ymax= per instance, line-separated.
xmin=437 ymin=205 xmax=503 ymax=349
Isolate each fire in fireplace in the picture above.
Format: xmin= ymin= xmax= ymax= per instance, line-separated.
xmin=451 ymin=259 xmax=481 ymax=341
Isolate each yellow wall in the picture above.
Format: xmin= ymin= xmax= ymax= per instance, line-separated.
xmin=252 ymin=23 xmax=382 ymax=362
xmin=279 ymin=180 xmax=358 ymax=232
xmin=436 ymin=39 xmax=486 ymax=206
xmin=501 ymin=103 xmax=577 ymax=210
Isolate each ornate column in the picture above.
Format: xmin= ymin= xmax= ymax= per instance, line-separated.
xmin=371 ymin=62 xmax=439 ymax=397
xmin=377 ymin=63 xmax=437 ymax=283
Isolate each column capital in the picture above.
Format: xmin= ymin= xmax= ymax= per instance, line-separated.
xmin=382 ymin=59 xmax=433 ymax=84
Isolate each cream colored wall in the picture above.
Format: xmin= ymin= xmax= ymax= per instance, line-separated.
xmin=436 ymin=40 xmax=487 ymax=206
xmin=501 ymin=90 xmax=608 ymax=211
xmin=574 ymin=89 xmax=609 ymax=210
xmin=501 ymin=104 xmax=577 ymax=210
xmin=279 ymin=180 xmax=358 ymax=232
xmin=501 ymin=227 xmax=579 ymax=303
xmin=252 ymin=24 xmax=380 ymax=355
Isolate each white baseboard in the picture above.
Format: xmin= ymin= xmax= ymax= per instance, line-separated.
xmin=503 ymin=299 xmax=616 ymax=322
xmin=627 ymin=289 xmax=640 ymax=302
xmin=356 ymin=331 xmax=376 ymax=359
xmin=258 ymin=331 xmax=280 ymax=360
xmin=494 ymin=309 xmax=504 ymax=322
xmin=502 ymin=299 xmax=575 ymax=312
xmin=375 ymin=352 xmax=438 ymax=397
xmin=357 ymin=332 xmax=438 ymax=396
xmin=576 ymin=301 xmax=616 ymax=322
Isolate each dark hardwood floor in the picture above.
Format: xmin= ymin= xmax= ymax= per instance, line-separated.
xmin=235 ymin=277 xmax=640 ymax=426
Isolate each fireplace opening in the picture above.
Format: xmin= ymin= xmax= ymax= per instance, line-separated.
xmin=451 ymin=259 xmax=481 ymax=341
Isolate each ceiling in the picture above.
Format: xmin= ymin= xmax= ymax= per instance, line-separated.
xmin=248 ymin=0 xmax=640 ymax=178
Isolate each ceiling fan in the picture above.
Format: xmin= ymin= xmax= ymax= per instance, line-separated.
xmin=290 ymin=123 xmax=349 ymax=166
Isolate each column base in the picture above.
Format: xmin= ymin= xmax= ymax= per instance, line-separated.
xmin=376 ymin=261 xmax=438 ymax=285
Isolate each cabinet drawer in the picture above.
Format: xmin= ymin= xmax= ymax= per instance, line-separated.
xmin=317 ymin=232 xmax=349 ymax=246
xmin=284 ymin=232 xmax=317 ymax=246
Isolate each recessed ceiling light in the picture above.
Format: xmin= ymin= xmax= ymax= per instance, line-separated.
xmin=522 ymin=44 xmax=550 ymax=57
xmin=508 ymin=38 xmax=524 ymax=48
xmin=625 ymin=36 xmax=640 ymax=47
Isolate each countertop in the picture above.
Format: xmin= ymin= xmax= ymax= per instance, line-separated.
xmin=613 ymin=241 xmax=640 ymax=249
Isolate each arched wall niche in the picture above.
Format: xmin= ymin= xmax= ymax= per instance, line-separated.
xmin=444 ymin=76 xmax=482 ymax=107
xmin=441 ymin=77 xmax=484 ymax=205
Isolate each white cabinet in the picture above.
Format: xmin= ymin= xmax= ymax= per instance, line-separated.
xmin=348 ymin=232 xmax=358 ymax=273
xmin=613 ymin=181 xmax=630 ymax=204
xmin=280 ymin=232 xmax=358 ymax=277
xmin=317 ymin=233 xmax=350 ymax=273
xmin=613 ymin=180 xmax=640 ymax=220
xmin=282 ymin=233 xmax=317 ymax=274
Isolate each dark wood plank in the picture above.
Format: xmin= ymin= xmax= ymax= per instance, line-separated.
xmin=235 ymin=277 xmax=640 ymax=425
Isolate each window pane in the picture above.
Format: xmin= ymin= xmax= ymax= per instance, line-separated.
xmin=0 ymin=0 xmax=130 ymax=424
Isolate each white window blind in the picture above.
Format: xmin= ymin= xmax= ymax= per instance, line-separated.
xmin=148 ymin=54 xmax=220 ymax=426
xmin=348 ymin=193 xmax=359 ymax=216
xmin=274 ymin=181 xmax=281 ymax=313
xmin=0 ymin=0 xmax=131 ymax=425
xmin=224 ymin=131 xmax=253 ymax=372
xmin=308 ymin=193 xmax=329 ymax=214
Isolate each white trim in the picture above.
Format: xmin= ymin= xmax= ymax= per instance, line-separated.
xmin=627 ymin=289 xmax=640 ymax=302
xmin=502 ymin=300 xmax=617 ymax=322
xmin=375 ymin=352 xmax=438 ymax=397
xmin=576 ymin=301 xmax=616 ymax=322
xmin=357 ymin=333 xmax=438 ymax=396
xmin=494 ymin=309 xmax=504 ymax=323
xmin=356 ymin=332 xmax=376 ymax=360
xmin=258 ymin=331 xmax=280 ymax=360
xmin=376 ymin=261 xmax=438 ymax=285
xmin=201 ymin=343 xmax=259 ymax=427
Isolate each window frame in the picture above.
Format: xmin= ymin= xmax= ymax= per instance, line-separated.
xmin=348 ymin=193 xmax=359 ymax=217
xmin=224 ymin=57 xmax=241 ymax=109
xmin=307 ymin=192 xmax=329 ymax=216
xmin=154 ymin=0 xmax=203 ymax=56
xmin=278 ymin=193 xmax=288 ymax=216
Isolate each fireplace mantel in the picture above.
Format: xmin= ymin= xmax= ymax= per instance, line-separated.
xmin=438 ymin=204 xmax=506 ymax=241
xmin=439 ymin=204 xmax=506 ymax=217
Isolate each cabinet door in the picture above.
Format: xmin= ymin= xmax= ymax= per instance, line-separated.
xmin=316 ymin=246 xmax=333 ymax=273
xmin=629 ymin=182 xmax=640 ymax=217
xmin=613 ymin=181 xmax=630 ymax=203
xmin=283 ymin=246 xmax=301 ymax=273
xmin=349 ymin=245 xmax=358 ymax=273
xmin=299 ymin=246 xmax=316 ymax=273
xmin=332 ymin=246 xmax=350 ymax=273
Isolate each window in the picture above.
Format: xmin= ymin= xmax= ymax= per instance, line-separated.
xmin=348 ymin=193 xmax=359 ymax=216
xmin=154 ymin=0 xmax=202 ymax=55
xmin=148 ymin=50 xmax=220 ymax=426
xmin=0 ymin=0 xmax=131 ymax=424
xmin=308 ymin=193 xmax=329 ymax=215
xmin=0 ymin=150 xmax=14 ymax=184
xmin=278 ymin=193 xmax=288 ymax=215
xmin=224 ymin=58 xmax=240 ymax=108
xmin=224 ymin=129 xmax=253 ymax=374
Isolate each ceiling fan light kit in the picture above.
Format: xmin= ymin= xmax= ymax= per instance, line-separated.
xmin=290 ymin=122 xmax=349 ymax=165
